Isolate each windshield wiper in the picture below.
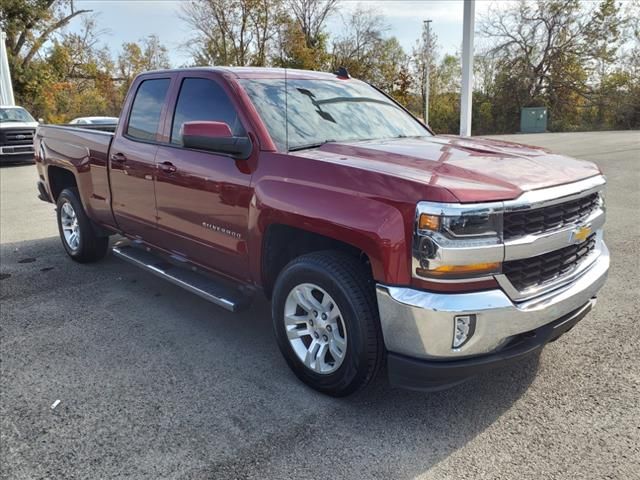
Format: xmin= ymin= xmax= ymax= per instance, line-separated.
xmin=288 ymin=140 xmax=336 ymax=152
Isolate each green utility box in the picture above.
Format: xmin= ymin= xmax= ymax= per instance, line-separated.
xmin=520 ymin=107 xmax=548 ymax=133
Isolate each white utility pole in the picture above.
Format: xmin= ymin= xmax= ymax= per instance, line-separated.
xmin=1 ymin=30 xmax=16 ymax=106
xmin=423 ymin=19 xmax=432 ymax=125
xmin=459 ymin=0 xmax=475 ymax=136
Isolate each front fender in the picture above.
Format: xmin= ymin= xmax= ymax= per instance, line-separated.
xmin=248 ymin=178 xmax=410 ymax=285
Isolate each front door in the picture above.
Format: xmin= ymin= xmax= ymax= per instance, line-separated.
xmin=154 ymin=75 xmax=253 ymax=281
xmin=110 ymin=77 xmax=172 ymax=239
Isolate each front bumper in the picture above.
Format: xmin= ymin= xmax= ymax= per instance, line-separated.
xmin=386 ymin=299 xmax=594 ymax=391
xmin=0 ymin=146 xmax=35 ymax=163
xmin=376 ymin=241 xmax=609 ymax=389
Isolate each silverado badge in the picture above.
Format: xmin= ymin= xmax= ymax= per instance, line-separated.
xmin=202 ymin=221 xmax=242 ymax=239
xmin=571 ymin=225 xmax=592 ymax=243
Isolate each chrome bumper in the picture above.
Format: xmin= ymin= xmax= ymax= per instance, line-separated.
xmin=0 ymin=145 xmax=35 ymax=154
xmin=376 ymin=241 xmax=609 ymax=359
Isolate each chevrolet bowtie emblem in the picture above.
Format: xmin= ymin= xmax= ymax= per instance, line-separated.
xmin=572 ymin=225 xmax=592 ymax=243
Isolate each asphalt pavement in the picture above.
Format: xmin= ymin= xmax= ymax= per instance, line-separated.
xmin=1 ymin=131 xmax=639 ymax=479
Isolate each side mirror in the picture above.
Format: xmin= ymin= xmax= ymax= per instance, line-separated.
xmin=182 ymin=121 xmax=252 ymax=160
xmin=38 ymin=118 xmax=44 ymax=124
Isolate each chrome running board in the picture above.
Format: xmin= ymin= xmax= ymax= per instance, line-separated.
xmin=112 ymin=242 xmax=250 ymax=312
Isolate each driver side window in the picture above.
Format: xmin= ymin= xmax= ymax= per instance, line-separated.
xmin=170 ymin=78 xmax=245 ymax=146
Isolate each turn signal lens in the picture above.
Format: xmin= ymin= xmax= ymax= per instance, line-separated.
xmin=429 ymin=262 xmax=501 ymax=276
xmin=418 ymin=213 xmax=440 ymax=231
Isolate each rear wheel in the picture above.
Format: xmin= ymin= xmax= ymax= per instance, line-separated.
xmin=272 ymin=251 xmax=384 ymax=396
xmin=56 ymin=188 xmax=109 ymax=262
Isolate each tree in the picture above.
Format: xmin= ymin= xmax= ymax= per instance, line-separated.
xmin=393 ymin=63 xmax=413 ymax=107
xmin=428 ymin=54 xmax=461 ymax=133
xmin=273 ymin=16 xmax=329 ymax=69
xmin=480 ymin=0 xmax=628 ymax=131
xmin=1 ymin=0 xmax=91 ymax=107
xmin=288 ymin=0 xmax=337 ymax=50
xmin=3 ymin=0 xmax=638 ymax=133
xmin=330 ymin=7 xmax=388 ymax=78
xmin=1 ymin=0 xmax=91 ymax=69
xmin=369 ymin=37 xmax=408 ymax=93
xmin=48 ymin=17 xmax=109 ymax=82
xmin=40 ymin=17 xmax=121 ymax=122
xmin=116 ymin=35 xmax=170 ymax=103
xmin=118 ymin=35 xmax=169 ymax=81
xmin=179 ymin=0 xmax=282 ymax=66
xmin=411 ymin=20 xmax=438 ymax=122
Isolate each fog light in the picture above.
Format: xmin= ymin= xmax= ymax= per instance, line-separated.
xmin=453 ymin=314 xmax=476 ymax=349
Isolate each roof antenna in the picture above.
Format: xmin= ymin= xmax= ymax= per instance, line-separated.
xmin=335 ymin=66 xmax=350 ymax=79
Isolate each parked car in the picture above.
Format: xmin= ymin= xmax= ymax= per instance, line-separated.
xmin=0 ymin=105 xmax=38 ymax=164
xmin=69 ymin=116 xmax=119 ymax=125
xmin=33 ymin=67 xmax=609 ymax=396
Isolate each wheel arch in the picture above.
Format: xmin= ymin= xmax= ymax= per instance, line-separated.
xmin=250 ymin=180 xmax=410 ymax=297
xmin=47 ymin=166 xmax=78 ymax=201
xmin=260 ymin=224 xmax=375 ymax=298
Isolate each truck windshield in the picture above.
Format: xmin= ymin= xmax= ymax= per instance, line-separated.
xmin=0 ymin=107 xmax=35 ymax=123
xmin=239 ymin=78 xmax=430 ymax=151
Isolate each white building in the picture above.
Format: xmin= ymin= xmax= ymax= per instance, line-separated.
xmin=1 ymin=30 xmax=15 ymax=106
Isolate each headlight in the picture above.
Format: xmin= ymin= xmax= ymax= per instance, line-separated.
xmin=419 ymin=212 xmax=500 ymax=238
xmin=414 ymin=202 xmax=503 ymax=280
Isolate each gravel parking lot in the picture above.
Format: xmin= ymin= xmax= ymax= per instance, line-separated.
xmin=1 ymin=131 xmax=639 ymax=479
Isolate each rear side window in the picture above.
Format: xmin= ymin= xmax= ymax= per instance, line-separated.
xmin=171 ymin=78 xmax=244 ymax=145
xmin=127 ymin=78 xmax=170 ymax=141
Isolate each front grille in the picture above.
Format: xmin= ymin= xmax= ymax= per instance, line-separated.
xmin=503 ymin=193 xmax=599 ymax=240
xmin=503 ymin=234 xmax=596 ymax=291
xmin=0 ymin=128 xmax=36 ymax=146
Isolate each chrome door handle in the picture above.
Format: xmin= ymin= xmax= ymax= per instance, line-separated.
xmin=111 ymin=152 xmax=127 ymax=163
xmin=159 ymin=161 xmax=177 ymax=173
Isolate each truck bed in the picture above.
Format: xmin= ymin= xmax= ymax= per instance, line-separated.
xmin=37 ymin=124 xmax=114 ymax=153
xmin=35 ymin=125 xmax=115 ymax=226
xmin=59 ymin=123 xmax=117 ymax=133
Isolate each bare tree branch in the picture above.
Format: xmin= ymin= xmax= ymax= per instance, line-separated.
xmin=22 ymin=9 xmax=92 ymax=68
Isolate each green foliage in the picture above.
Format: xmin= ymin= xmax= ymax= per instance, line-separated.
xmin=272 ymin=17 xmax=330 ymax=70
xmin=2 ymin=1 xmax=170 ymax=122
xmin=478 ymin=0 xmax=636 ymax=133
xmin=2 ymin=0 xmax=639 ymax=133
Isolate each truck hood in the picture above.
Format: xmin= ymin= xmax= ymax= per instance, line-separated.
xmin=297 ymin=136 xmax=601 ymax=202
xmin=0 ymin=121 xmax=39 ymax=130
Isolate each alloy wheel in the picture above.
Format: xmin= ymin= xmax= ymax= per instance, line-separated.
xmin=284 ymin=283 xmax=348 ymax=374
xmin=60 ymin=201 xmax=80 ymax=251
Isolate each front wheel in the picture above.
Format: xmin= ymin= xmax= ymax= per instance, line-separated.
xmin=56 ymin=188 xmax=109 ymax=263
xmin=272 ymin=251 xmax=384 ymax=396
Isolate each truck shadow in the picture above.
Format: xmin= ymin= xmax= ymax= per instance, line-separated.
xmin=1 ymin=235 xmax=539 ymax=480
xmin=207 ymin=297 xmax=540 ymax=479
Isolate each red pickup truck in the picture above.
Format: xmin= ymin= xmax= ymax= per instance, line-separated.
xmin=34 ymin=67 xmax=609 ymax=396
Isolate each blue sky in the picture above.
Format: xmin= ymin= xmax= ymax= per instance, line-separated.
xmin=68 ymin=0 xmax=511 ymax=65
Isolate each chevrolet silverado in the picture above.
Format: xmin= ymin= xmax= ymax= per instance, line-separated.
xmin=34 ymin=67 xmax=609 ymax=396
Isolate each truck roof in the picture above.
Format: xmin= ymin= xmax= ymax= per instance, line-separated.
xmin=140 ymin=67 xmax=347 ymax=81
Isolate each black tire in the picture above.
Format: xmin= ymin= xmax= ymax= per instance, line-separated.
xmin=272 ymin=251 xmax=384 ymax=396
xmin=56 ymin=188 xmax=109 ymax=263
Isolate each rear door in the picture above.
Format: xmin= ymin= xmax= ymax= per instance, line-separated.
xmin=153 ymin=73 xmax=254 ymax=280
xmin=109 ymin=75 xmax=172 ymax=239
